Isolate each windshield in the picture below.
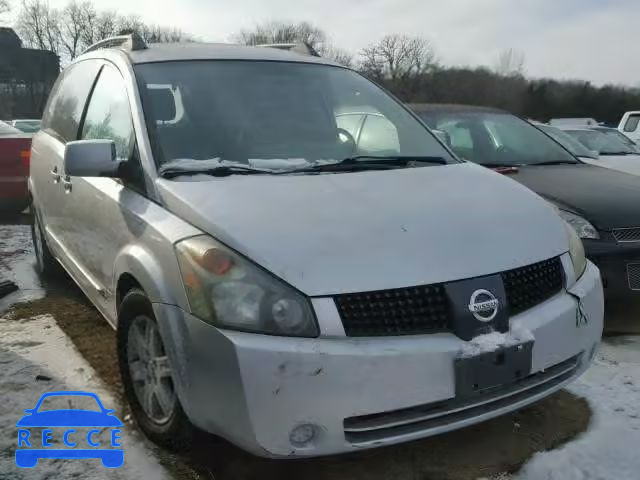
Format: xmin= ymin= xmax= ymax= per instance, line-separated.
xmin=135 ymin=61 xmax=455 ymax=170
xmin=537 ymin=124 xmax=597 ymax=158
xmin=593 ymin=127 xmax=639 ymax=152
xmin=13 ymin=120 xmax=41 ymax=133
xmin=416 ymin=111 xmax=578 ymax=166
xmin=565 ymin=129 xmax=636 ymax=155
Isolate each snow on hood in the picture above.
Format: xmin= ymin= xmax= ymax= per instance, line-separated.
xmin=156 ymin=162 xmax=569 ymax=296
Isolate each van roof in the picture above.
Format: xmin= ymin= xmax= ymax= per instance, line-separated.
xmin=99 ymin=42 xmax=340 ymax=67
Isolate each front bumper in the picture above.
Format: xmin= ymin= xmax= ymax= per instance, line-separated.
xmin=154 ymin=261 xmax=603 ymax=458
xmin=584 ymin=236 xmax=640 ymax=301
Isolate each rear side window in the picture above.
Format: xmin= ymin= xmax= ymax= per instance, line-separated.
xmin=41 ymin=61 xmax=101 ymax=143
xmin=623 ymin=114 xmax=640 ymax=133
xmin=81 ymin=65 xmax=134 ymax=160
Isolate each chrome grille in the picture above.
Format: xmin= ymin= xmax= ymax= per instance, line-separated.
xmin=613 ymin=227 xmax=640 ymax=243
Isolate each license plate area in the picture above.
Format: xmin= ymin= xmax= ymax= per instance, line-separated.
xmin=455 ymin=341 xmax=534 ymax=398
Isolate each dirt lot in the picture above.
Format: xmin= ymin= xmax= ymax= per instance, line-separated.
xmin=1 ymin=213 xmax=636 ymax=480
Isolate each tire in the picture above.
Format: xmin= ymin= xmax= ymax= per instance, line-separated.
xmin=117 ymin=288 xmax=194 ymax=449
xmin=0 ymin=199 xmax=29 ymax=215
xmin=30 ymin=206 xmax=59 ymax=277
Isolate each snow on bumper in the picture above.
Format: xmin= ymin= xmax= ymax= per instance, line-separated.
xmin=154 ymin=261 xmax=603 ymax=458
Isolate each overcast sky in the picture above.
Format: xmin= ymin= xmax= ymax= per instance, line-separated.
xmin=8 ymin=0 xmax=640 ymax=86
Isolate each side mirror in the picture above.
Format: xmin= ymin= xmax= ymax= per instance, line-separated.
xmin=64 ymin=140 xmax=119 ymax=177
xmin=432 ymin=129 xmax=452 ymax=147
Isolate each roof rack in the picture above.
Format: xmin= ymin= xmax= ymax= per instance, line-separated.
xmin=82 ymin=33 xmax=148 ymax=56
xmin=256 ymin=42 xmax=320 ymax=57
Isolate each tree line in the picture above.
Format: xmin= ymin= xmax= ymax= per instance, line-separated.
xmin=15 ymin=0 xmax=192 ymax=61
xmin=233 ymin=22 xmax=638 ymax=125
xmin=6 ymin=2 xmax=640 ymax=125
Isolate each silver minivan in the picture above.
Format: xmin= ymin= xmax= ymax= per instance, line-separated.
xmin=29 ymin=35 xmax=604 ymax=457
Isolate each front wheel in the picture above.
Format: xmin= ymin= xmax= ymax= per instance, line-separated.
xmin=117 ymin=288 xmax=194 ymax=449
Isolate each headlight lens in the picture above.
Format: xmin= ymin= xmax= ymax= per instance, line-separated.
xmin=557 ymin=210 xmax=599 ymax=239
xmin=175 ymin=236 xmax=318 ymax=337
xmin=566 ymin=224 xmax=587 ymax=279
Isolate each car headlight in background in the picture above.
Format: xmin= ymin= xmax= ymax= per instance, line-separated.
xmin=175 ymin=236 xmax=318 ymax=337
xmin=566 ymin=224 xmax=587 ymax=279
xmin=557 ymin=209 xmax=599 ymax=239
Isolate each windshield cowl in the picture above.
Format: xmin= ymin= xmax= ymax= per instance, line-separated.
xmin=158 ymin=156 xmax=449 ymax=178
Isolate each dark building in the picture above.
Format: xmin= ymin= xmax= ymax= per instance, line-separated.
xmin=0 ymin=27 xmax=60 ymax=119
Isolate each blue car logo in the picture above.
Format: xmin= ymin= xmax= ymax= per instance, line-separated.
xmin=16 ymin=391 xmax=124 ymax=468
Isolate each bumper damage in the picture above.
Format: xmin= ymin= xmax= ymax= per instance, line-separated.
xmin=153 ymin=261 xmax=604 ymax=458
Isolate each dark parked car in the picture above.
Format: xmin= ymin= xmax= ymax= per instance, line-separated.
xmin=0 ymin=120 xmax=31 ymax=213
xmin=410 ymin=103 xmax=640 ymax=305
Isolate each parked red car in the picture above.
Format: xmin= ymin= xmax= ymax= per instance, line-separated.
xmin=0 ymin=120 xmax=31 ymax=213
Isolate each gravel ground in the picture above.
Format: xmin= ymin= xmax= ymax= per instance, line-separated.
xmin=0 ymin=214 xmax=636 ymax=480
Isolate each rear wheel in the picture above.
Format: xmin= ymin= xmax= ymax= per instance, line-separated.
xmin=30 ymin=207 xmax=59 ymax=277
xmin=117 ymin=288 xmax=194 ymax=448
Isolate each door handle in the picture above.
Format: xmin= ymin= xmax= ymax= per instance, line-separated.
xmin=62 ymin=175 xmax=72 ymax=193
xmin=50 ymin=166 xmax=60 ymax=183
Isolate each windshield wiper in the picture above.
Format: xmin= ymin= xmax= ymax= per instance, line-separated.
xmin=289 ymin=155 xmax=449 ymax=173
xmin=159 ymin=164 xmax=275 ymax=179
xmin=529 ymin=160 xmax=579 ymax=166
xmin=480 ymin=162 xmax=523 ymax=168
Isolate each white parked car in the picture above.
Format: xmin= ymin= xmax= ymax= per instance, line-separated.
xmin=618 ymin=111 xmax=640 ymax=144
xmin=558 ymin=127 xmax=640 ymax=176
xmin=550 ymin=118 xmax=599 ymax=128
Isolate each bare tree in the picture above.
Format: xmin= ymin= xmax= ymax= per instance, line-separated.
xmin=16 ymin=0 xmax=62 ymax=54
xmin=16 ymin=0 xmax=193 ymax=63
xmin=494 ymin=48 xmax=525 ymax=77
xmin=360 ymin=34 xmax=437 ymax=83
xmin=318 ymin=44 xmax=353 ymax=67
xmin=60 ymin=1 xmax=93 ymax=60
xmin=235 ymin=20 xmax=327 ymax=50
xmin=137 ymin=23 xmax=193 ymax=43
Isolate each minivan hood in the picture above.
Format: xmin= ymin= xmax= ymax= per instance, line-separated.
xmin=507 ymin=163 xmax=640 ymax=230
xmin=157 ymin=163 xmax=568 ymax=296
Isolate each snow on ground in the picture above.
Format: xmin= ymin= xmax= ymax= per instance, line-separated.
xmin=516 ymin=336 xmax=640 ymax=480
xmin=0 ymin=224 xmax=45 ymax=311
xmin=0 ymin=313 xmax=170 ymax=479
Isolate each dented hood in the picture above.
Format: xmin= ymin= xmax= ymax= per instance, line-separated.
xmin=157 ymin=163 xmax=568 ymax=296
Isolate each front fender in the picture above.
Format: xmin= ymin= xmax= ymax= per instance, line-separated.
xmin=112 ymin=243 xmax=187 ymax=316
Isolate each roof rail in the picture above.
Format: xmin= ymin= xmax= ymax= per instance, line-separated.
xmin=82 ymin=33 xmax=148 ymax=56
xmin=256 ymin=42 xmax=320 ymax=57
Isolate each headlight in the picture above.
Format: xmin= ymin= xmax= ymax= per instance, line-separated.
xmin=566 ymin=224 xmax=587 ymax=279
xmin=557 ymin=210 xmax=599 ymax=239
xmin=175 ymin=236 xmax=318 ymax=337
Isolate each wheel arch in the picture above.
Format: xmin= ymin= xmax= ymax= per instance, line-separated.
xmin=112 ymin=244 xmax=185 ymax=321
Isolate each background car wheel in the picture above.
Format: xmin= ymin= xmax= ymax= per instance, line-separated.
xmin=0 ymin=200 xmax=30 ymax=216
xmin=117 ymin=288 xmax=194 ymax=449
xmin=30 ymin=207 xmax=59 ymax=277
